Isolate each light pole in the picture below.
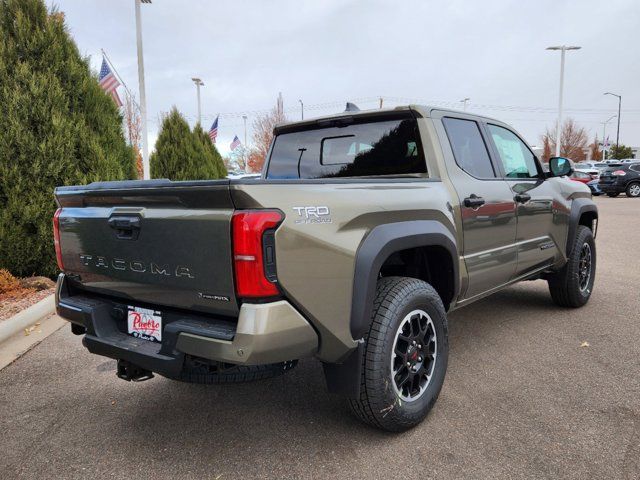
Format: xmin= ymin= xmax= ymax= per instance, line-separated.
xmin=242 ymin=115 xmax=247 ymax=147
xmin=604 ymin=92 xmax=622 ymax=150
xmin=298 ymin=99 xmax=304 ymax=120
xmin=461 ymin=97 xmax=470 ymax=111
xmin=135 ymin=0 xmax=151 ymax=180
xmin=601 ymin=115 xmax=616 ymax=160
xmin=191 ymin=77 xmax=204 ymax=125
xmin=546 ymin=45 xmax=581 ymax=157
xmin=242 ymin=115 xmax=247 ymax=170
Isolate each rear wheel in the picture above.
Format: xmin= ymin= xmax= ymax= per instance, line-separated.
xmin=626 ymin=182 xmax=640 ymax=198
xmin=161 ymin=355 xmax=297 ymax=384
xmin=547 ymin=225 xmax=596 ymax=308
xmin=349 ymin=277 xmax=448 ymax=432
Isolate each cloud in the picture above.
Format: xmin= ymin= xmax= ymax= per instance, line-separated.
xmin=62 ymin=0 xmax=640 ymax=153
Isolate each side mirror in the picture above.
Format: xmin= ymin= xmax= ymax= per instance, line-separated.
xmin=548 ymin=157 xmax=573 ymax=177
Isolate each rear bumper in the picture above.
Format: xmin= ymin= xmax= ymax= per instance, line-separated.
xmin=55 ymin=274 xmax=318 ymax=376
xmin=597 ymin=182 xmax=624 ymax=193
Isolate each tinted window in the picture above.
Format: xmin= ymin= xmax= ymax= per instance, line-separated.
xmin=266 ymin=116 xmax=426 ymax=179
xmin=630 ymin=164 xmax=640 ymax=173
xmin=442 ymin=118 xmax=495 ymax=178
xmin=487 ymin=124 xmax=539 ymax=179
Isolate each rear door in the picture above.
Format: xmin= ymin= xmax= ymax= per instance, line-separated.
xmin=437 ymin=115 xmax=517 ymax=299
xmin=54 ymin=180 xmax=239 ymax=317
xmin=484 ymin=123 xmax=560 ymax=277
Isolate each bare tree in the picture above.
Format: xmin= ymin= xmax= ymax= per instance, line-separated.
xmin=123 ymin=91 xmax=143 ymax=179
xmin=540 ymin=118 xmax=588 ymax=162
xmin=246 ymin=104 xmax=286 ymax=173
xmin=541 ymin=135 xmax=553 ymax=163
xmin=589 ymin=135 xmax=602 ymax=161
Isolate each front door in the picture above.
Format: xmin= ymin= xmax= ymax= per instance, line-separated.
xmin=439 ymin=116 xmax=518 ymax=299
xmin=484 ymin=123 xmax=559 ymax=277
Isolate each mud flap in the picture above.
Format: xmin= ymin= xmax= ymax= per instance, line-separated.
xmin=322 ymin=341 xmax=364 ymax=398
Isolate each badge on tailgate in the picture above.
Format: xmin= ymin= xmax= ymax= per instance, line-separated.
xmin=127 ymin=306 xmax=162 ymax=342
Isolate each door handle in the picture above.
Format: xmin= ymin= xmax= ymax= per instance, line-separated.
xmin=463 ymin=194 xmax=485 ymax=208
xmin=514 ymin=193 xmax=531 ymax=203
xmin=108 ymin=215 xmax=141 ymax=240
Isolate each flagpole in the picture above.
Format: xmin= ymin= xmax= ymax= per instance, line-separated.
xmin=100 ymin=49 xmax=141 ymax=111
xmin=135 ymin=0 xmax=150 ymax=180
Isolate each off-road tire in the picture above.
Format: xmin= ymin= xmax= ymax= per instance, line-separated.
xmin=349 ymin=276 xmax=449 ymax=432
xmin=626 ymin=182 xmax=640 ymax=198
xmin=162 ymin=356 xmax=297 ymax=384
xmin=548 ymin=225 xmax=596 ymax=308
xmin=606 ymin=192 xmax=619 ymax=198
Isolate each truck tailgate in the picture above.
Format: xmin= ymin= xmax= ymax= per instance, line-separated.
xmin=54 ymin=179 xmax=239 ymax=317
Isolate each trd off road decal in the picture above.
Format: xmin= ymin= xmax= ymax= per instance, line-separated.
xmin=292 ymin=206 xmax=332 ymax=224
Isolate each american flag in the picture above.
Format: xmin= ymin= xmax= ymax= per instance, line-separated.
xmin=98 ymin=58 xmax=122 ymax=107
xmin=230 ymin=135 xmax=241 ymax=151
xmin=209 ymin=116 xmax=219 ymax=143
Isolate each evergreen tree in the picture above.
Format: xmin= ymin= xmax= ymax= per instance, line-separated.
xmin=608 ymin=144 xmax=633 ymax=160
xmin=193 ymin=123 xmax=227 ymax=178
xmin=150 ymin=109 xmax=225 ymax=180
xmin=0 ymin=0 xmax=135 ymax=277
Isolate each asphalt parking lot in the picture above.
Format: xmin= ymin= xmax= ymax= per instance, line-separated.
xmin=1 ymin=196 xmax=638 ymax=479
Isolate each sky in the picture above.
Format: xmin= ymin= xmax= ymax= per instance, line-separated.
xmin=56 ymin=0 xmax=640 ymax=155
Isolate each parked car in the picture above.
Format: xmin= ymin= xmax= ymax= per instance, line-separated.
xmin=574 ymin=167 xmax=599 ymax=179
xmin=578 ymin=161 xmax=608 ymax=172
xmin=598 ymin=163 xmax=640 ymax=197
xmin=52 ymin=106 xmax=598 ymax=431
xmin=587 ymin=179 xmax=602 ymax=196
xmin=570 ymin=170 xmax=593 ymax=184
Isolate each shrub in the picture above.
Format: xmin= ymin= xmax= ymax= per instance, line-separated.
xmin=0 ymin=269 xmax=20 ymax=294
xmin=0 ymin=0 xmax=135 ymax=277
xmin=151 ymin=109 xmax=226 ymax=180
xmin=193 ymin=124 xmax=227 ymax=178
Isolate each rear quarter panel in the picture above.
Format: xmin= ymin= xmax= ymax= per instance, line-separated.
xmin=231 ymin=180 xmax=456 ymax=362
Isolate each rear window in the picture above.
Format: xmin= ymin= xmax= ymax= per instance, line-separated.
xmin=266 ymin=114 xmax=426 ymax=179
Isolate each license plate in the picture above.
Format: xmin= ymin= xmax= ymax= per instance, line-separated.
xmin=127 ymin=306 xmax=162 ymax=342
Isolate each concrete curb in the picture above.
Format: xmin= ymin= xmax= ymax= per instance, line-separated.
xmin=0 ymin=294 xmax=55 ymax=344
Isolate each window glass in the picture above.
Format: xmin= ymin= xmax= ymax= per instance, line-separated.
xmin=487 ymin=124 xmax=539 ymax=179
xmin=266 ymin=116 xmax=426 ymax=179
xmin=442 ymin=118 xmax=495 ymax=178
xmin=630 ymin=164 xmax=640 ymax=173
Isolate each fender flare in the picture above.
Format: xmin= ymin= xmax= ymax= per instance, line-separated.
xmin=349 ymin=220 xmax=459 ymax=340
xmin=566 ymin=198 xmax=598 ymax=256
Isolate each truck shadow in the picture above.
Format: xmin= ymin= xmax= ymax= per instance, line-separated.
xmin=96 ymin=281 xmax=573 ymax=473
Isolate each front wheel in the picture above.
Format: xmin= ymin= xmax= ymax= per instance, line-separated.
xmin=626 ymin=182 xmax=640 ymax=198
xmin=606 ymin=192 xmax=620 ymax=198
xmin=349 ymin=277 xmax=449 ymax=432
xmin=547 ymin=225 xmax=596 ymax=308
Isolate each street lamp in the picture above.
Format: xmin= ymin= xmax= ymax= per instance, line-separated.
xmin=242 ymin=115 xmax=248 ymax=170
xmin=298 ymin=99 xmax=304 ymax=120
xmin=546 ymin=45 xmax=581 ymax=157
xmin=191 ymin=77 xmax=204 ymax=125
xmin=604 ymin=92 xmax=622 ymax=150
xmin=135 ymin=0 xmax=151 ymax=179
xmin=601 ymin=115 xmax=617 ymax=160
xmin=242 ymin=115 xmax=247 ymax=147
xmin=461 ymin=97 xmax=470 ymax=111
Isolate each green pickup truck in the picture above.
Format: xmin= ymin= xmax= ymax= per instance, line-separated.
xmin=54 ymin=105 xmax=597 ymax=431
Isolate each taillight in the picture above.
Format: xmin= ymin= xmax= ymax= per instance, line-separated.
xmin=612 ymin=170 xmax=626 ymax=176
xmin=53 ymin=208 xmax=64 ymax=270
xmin=232 ymin=210 xmax=283 ymax=298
